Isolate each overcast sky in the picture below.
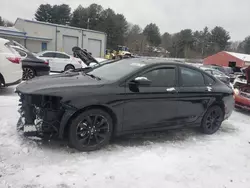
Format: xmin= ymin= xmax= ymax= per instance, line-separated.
xmin=1 ymin=0 xmax=249 ymax=41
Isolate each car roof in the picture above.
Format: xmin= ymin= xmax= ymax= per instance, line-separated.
xmin=122 ymin=57 xmax=196 ymax=66
xmin=39 ymin=51 xmax=69 ymax=55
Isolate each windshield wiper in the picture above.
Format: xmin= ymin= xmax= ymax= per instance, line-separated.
xmin=85 ymin=73 xmax=101 ymax=80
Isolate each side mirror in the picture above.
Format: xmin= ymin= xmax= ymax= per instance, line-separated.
xmin=133 ymin=76 xmax=151 ymax=86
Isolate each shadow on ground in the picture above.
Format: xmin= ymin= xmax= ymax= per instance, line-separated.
xmin=20 ymin=123 xmax=238 ymax=154
xmin=0 ymin=86 xmax=17 ymax=96
xmin=234 ymin=108 xmax=250 ymax=116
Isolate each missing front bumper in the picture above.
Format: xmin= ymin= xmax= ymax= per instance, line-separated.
xmin=17 ymin=93 xmax=64 ymax=138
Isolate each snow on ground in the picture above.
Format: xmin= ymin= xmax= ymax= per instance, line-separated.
xmin=0 ymin=86 xmax=250 ymax=188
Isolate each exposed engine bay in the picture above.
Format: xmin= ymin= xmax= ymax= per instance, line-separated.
xmin=17 ymin=93 xmax=64 ymax=138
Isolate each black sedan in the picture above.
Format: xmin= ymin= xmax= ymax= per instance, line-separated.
xmin=12 ymin=46 xmax=50 ymax=80
xmin=16 ymin=58 xmax=234 ymax=151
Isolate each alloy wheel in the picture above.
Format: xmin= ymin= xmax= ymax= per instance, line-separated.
xmin=204 ymin=108 xmax=223 ymax=132
xmin=76 ymin=114 xmax=110 ymax=147
xmin=23 ymin=68 xmax=35 ymax=80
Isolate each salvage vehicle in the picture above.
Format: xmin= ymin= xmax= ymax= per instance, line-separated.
xmin=233 ymin=66 xmax=250 ymax=110
xmin=199 ymin=66 xmax=230 ymax=85
xmin=0 ymin=38 xmax=22 ymax=87
xmin=16 ymin=58 xmax=234 ymax=151
xmin=12 ymin=46 xmax=50 ymax=80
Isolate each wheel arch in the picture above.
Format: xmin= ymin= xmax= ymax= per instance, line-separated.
xmin=60 ymin=104 xmax=118 ymax=138
xmin=64 ymin=64 xmax=75 ymax=71
xmin=23 ymin=65 xmax=37 ymax=75
xmin=207 ymin=100 xmax=225 ymax=117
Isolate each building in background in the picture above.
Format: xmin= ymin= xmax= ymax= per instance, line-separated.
xmin=204 ymin=51 xmax=250 ymax=68
xmin=0 ymin=18 xmax=107 ymax=57
xmin=0 ymin=26 xmax=51 ymax=48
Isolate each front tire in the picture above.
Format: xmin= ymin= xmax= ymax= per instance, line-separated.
xmin=201 ymin=105 xmax=224 ymax=134
xmin=68 ymin=109 xmax=113 ymax=151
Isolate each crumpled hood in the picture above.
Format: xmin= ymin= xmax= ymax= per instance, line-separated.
xmin=16 ymin=72 xmax=106 ymax=95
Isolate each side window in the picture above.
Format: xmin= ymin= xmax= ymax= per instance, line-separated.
xmin=204 ymin=74 xmax=215 ymax=86
xmin=180 ymin=67 xmax=205 ymax=87
xmin=140 ymin=67 xmax=176 ymax=87
xmin=40 ymin=52 xmax=55 ymax=58
xmin=55 ymin=53 xmax=70 ymax=59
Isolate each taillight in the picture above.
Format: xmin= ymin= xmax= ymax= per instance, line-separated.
xmin=7 ymin=57 xmax=20 ymax=64
xmin=44 ymin=61 xmax=49 ymax=65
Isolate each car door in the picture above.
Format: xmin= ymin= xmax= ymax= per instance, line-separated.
xmin=54 ymin=52 xmax=71 ymax=71
xmin=39 ymin=52 xmax=56 ymax=71
xmin=176 ymin=66 xmax=213 ymax=124
xmin=122 ymin=65 xmax=180 ymax=131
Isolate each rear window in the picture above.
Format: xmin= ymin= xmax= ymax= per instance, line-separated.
xmin=204 ymin=74 xmax=215 ymax=85
xmin=4 ymin=42 xmax=20 ymax=55
xmin=15 ymin=49 xmax=27 ymax=57
xmin=180 ymin=67 xmax=205 ymax=87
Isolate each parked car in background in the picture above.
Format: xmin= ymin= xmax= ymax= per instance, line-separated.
xmin=16 ymin=58 xmax=234 ymax=151
xmin=233 ymin=66 xmax=250 ymax=110
xmin=199 ymin=66 xmax=231 ymax=85
xmin=12 ymin=46 xmax=50 ymax=80
xmin=0 ymin=38 xmax=22 ymax=87
xmin=202 ymin=65 xmax=236 ymax=82
xmin=36 ymin=51 xmax=84 ymax=72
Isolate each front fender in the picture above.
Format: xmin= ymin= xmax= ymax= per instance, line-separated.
xmin=58 ymin=97 xmax=119 ymax=139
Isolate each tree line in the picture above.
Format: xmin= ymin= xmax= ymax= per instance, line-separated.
xmin=0 ymin=16 xmax=13 ymax=27
xmin=2 ymin=3 xmax=250 ymax=58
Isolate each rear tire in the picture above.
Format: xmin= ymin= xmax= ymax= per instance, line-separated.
xmin=64 ymin=65 xmax=75 ymax=71
xmin=68 ymin=109 xmax=113 ymax=152
xmin=23 ymin=67 xmax=35 ymax=80
xmin=200 ymin=105 xmax=224 ymax=134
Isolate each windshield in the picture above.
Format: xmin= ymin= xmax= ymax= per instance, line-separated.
xmin=88 ymin=59 xmax=146 ymax=81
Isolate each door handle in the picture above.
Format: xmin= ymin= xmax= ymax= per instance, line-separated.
xmin=166 ymin=87 xmax=176 ymax=92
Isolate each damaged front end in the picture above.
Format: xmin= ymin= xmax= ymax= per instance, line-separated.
xmin=17 ymin=92 xmax=66 ymax=138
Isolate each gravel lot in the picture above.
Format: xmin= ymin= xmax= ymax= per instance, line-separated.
xmin=0 ymin=86 xmax=250 ymax=188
